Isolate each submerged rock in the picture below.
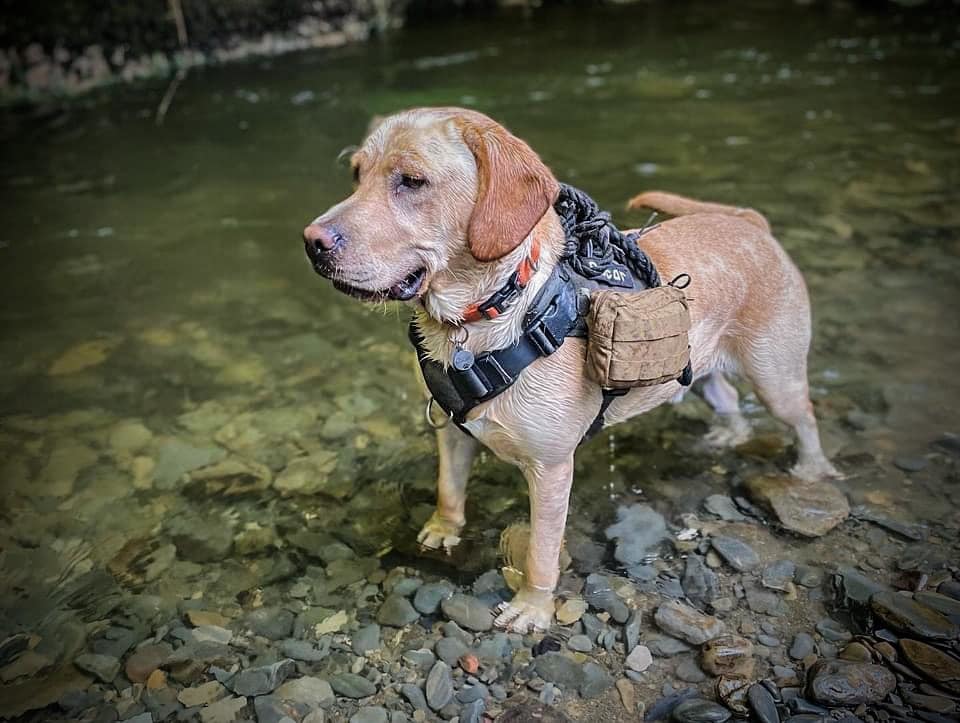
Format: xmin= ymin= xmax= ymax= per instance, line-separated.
xmin=534 ymin=652 xmax=584 ymax=690
xmin=899 ymin=639 xmax=960 ymax=692
xmin=330 ymin=672 xmax=377 ymax=698
xmin=710 ymin=536 xmax=759 ymax=572
xmin=806 ymin=659 xmax=896 ymax=706
xmin=654 ymin=601 xmax=725 ymax=645
xmin=870 ymin=591 xmax=959 ymax=641
xmin=745 ymin=475 xmax=849 ymax=537
xmin=671 ymin=697 xmax=732 ymax=722
xmin=74 ymin=653 xmax=119 ymax=683
xmin=701 ymin=635 xmax=754 ymax=677
xmin=441 ymin=594 xmax=493 ymax=632
xmin=377 ymin=594 xmax=419 ymax=627
xmin=274 ymin=676 xmax=335 ymax=707
xmin=604 ymin=504 xmax=667 ymax=566
xmin=230 ymin=658 xmax=295 ymax=696
xmin=425 ymin=660 xmax=454 ymax=710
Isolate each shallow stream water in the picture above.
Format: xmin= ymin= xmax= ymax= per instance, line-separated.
xmin=1 ymin=2 xmax=959 ymax=720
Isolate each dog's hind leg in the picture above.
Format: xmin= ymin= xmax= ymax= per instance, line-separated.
xmin=701 ymin=371 xmax=752 ymax=448
xmin=417 ymin=424 xmax=478 ymax=553
xmin=738 ymin=339 xmax=840 ymax=481
xmin=495 ymin=456 xmax=574 ymax=633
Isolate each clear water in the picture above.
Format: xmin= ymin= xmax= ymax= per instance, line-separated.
xmin=1 ymin=1 xmax=959 ymax=715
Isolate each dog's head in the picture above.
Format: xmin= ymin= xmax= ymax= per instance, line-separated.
xmin=303 ymin=108 xmax=559 ymax=302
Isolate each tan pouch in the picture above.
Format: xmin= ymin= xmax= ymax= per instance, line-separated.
xmin=586 ymin=285 xmax=691 ymax=389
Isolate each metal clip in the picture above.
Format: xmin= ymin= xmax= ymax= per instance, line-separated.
xmin=424 ymin=397 xmax=451 ymax=429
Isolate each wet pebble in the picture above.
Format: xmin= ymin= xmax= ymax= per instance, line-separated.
xmin=74 ymin=653 xmax=120 ymax=683
xmin=583 ymin=573 xmax=630 ymax=623
xmin=125 ymin=642 xmax=172 ymax=683
xmin=701 ymin=635 xmax=755 ymax=676
xmin=400 ymin=682 xmax=428 ymax=711
xmin=352 ymin=623 xmax=381 ymax=655
xmin=647 ymin=635 xmax=693 ymax=657
xmin=683 ymin=555 xmax=718 ymax=603
xmin=377 ymin=594 xmax=420 ymax=627
xmin=280 ymin=638 xmax=329 ymax=662
xmin=710 ymin=535 xmax=759 ymax=572
xmin=556 ymin=598 xmax=588 ymax=625
xmin=747 ymin=683 xmax=779 ymax=723
xmin=435 ymin=636 xmax=468 ymax=666
xmin=580 ymin=661 xmax=614 ymax=698
xmin=671 ymin=697 xmax=732 ymax=722
xmin=330 ymin=672 xmax=378 ymax=698
xmin=745 ymin=475 xmax=849 ymax=537
xmin=534 ymin=652 xmax=583 ymax=690
xmin=274 ymin=676 xmax=335 ymax=707
xmin=654 ymin=600 xmax=725 ymax=645
xmin=425 ymin=660 xmax=454 ymax=710
xmin=441 ymin=594 xmax=494 ymax=632
xmin=230 ymin=658 xmax=294 ymax=696
xmin=351 ymin=707 xmax=389 ymax=723
xmin=567 ymin=634 xmax=593 ymax=652
xmin=626 ymin=644 xmax=653 ymax=672
xmin=411 ymin=580 xmax=454 ymax=615
xmin=245 ymin=607 xmax=293 ymax=640
xmin=806 ymin=659 xmax=896 ymax=705
xmin=899 ymin=638 xmax=960 ymax=692
xmin=199 ymin=696 xmax=247 ymax=723
xmin=703 ymin=494 xmax=749 ymax=522
xmin=461 ymin=698 xmax=486 ymax=723
xmin=675 ymin=657 xmax=706 ymax=683
xmin=746 ymin=588 xmax=787 ymax=616
xmin=871 ymin=591 xmax=959 ymax=641
xmin=624 ymin=609 xmax=642 ymax=653
xmin=789 ymin=633 xmax=815 ymax=660
xmin=815 ymin=618 xmax=852 ymax=643
xmin=178 ymin=680 xmax=227 ymax=706
xmin=762 ymin=560 xmax=796 ymax=592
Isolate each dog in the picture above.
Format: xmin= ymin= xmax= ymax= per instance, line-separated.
xmin=302 ymin=107 xmax=839 ymax=633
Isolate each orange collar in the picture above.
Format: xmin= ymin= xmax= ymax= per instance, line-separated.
xmin=461 ymin=238 xmax=541 ymax=323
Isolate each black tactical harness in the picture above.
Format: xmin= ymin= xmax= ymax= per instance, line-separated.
xmin=410 ymin=183 xmax=692 ymax=441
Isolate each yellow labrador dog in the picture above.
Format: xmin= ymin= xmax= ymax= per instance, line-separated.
xmin=303 ymin=107 xmax=838 ymax=633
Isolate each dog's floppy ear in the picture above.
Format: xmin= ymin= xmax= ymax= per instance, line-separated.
xmin=457 ymin=114 xmax=559 ymax=262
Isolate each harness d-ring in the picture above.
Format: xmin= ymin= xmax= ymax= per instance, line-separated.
xmin=425 ymin=397 xmax=452 ymax=429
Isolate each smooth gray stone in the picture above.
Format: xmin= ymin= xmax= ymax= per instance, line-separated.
xmin=682 ymin=555 xmax=718 ymax=603
xmin=425 ymin=661 xmax=454 ymax=711
xmin=330 ymin=672 xmax=377 ymax=699
xmin=710 ymin=535 xmax=760 ymax=572
xmin=534 ymin=652 xmax=583 ymax=689
xmin=583 ymin=573 xmax=630 ymax=623
xmin=245 ymin=607 xmax=294 ymax=640
xmin=747 ymin=683 xmax=780 ymax=723
xmin=806 ymin=660 xmax=895 ymax=706
xmin=580 ymin=661 xmax=613 ymax=698
xmin=254 ymin=695 xmax=310 ymax=723
xmin=761 ymin=560 xmax=796 ymax=592
xmin=460 ymin=698 xmax=485 ymax=723
xmin=789 ymin=632 xmax=815 ymax=660
xmin=413 ymin=581 xmax=455 ymax=615
xmin=566 ymin=634 xmax=593 ymax=652
xmin=231 ymin=658 xmax=295 ymax=696
xmin=441 ymin=594 xmax=494 ymax=632
xmin=434 ymin=636 xmax=468 ymax=666
xmin=377 ymin=594 xmax=419 ymax=627
xmin=704 ymin=494 xmax=749 ymax=522
xmin=675 ymin=657 xmax=706 ymax=683
xmin=352 ymin=623 xmax=381 ymax=655
xmin=350 ymin=707 xmax=389 ymax=723
xmin=402 ymin=647 xmax=436 ymax=671
xmin=624 ymin=610 xmax=641 ymax=654
xmin=74 ymin=653 xmax=120 ymax=683
xmin=671 ymin=697 xmax=732 ymax=722
xmin=814 ymin=618 xmax=852 ymax=643
xmin=400 ymin=683 xmax=428 ymax=711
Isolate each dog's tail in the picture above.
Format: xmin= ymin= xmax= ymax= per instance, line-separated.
xmin=627 ymin=190 xmax=771 ymax=234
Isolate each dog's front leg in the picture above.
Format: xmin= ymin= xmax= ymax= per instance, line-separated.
xmin=495 ymin=456 xmax=574 ymax=633
xmin=417 ymin=423 xmax=478 ymax=553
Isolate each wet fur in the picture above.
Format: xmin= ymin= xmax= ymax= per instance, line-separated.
xmin=305 ymin=107 xmax=839 ymax=632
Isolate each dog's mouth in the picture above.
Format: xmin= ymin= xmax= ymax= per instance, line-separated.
xmin=329 ymin=267 xmax=427 ymax=302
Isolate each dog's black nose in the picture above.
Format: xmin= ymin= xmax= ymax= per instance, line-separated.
xmin=303 ymin=224 xmax=343 ymax=257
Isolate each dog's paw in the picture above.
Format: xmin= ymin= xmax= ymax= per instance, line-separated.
xmin=494 ymin=589 xmax=554 ymax=634
xmin=417 ymin=512 xmax=464 ymax=554
xmin=701 ymin=416 xmax=752 ymax=449
xmin=790 ymin=459 xmax=845 ymax=482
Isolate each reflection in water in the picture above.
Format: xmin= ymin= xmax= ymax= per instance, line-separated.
xmin=0 ymin=1 xmax=958 ymax=720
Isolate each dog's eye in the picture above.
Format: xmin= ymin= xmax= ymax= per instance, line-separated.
xmin=399 ymin=174 xmax=427 ymax=190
